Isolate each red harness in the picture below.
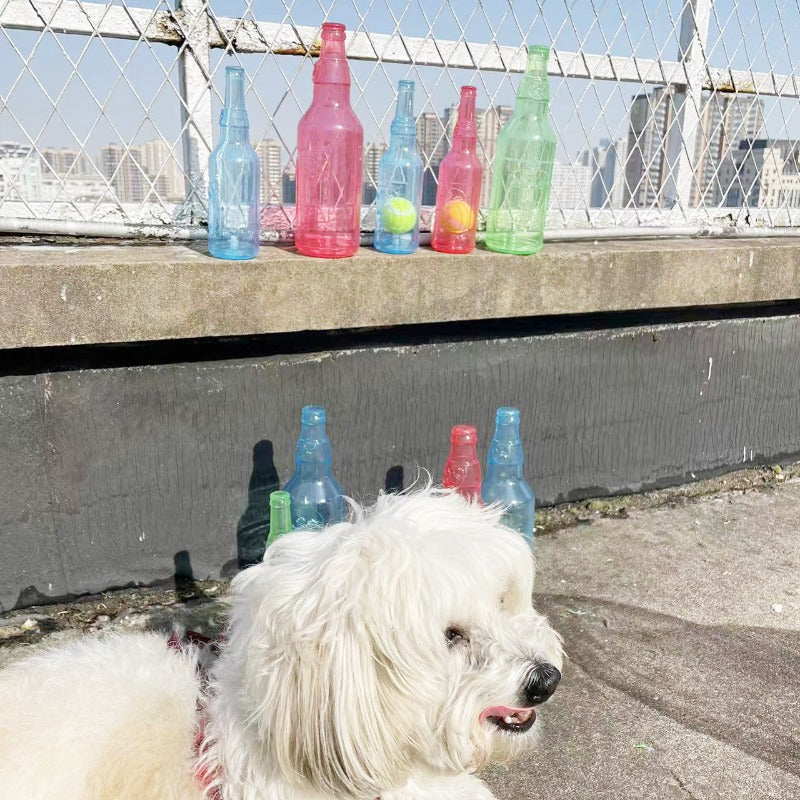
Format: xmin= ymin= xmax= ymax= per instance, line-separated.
xmin=167 ymin=630 xmax=221 ymax=798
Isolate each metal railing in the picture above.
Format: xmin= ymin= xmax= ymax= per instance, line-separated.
xmin=2 ymin=0 xmax=800 ymax=241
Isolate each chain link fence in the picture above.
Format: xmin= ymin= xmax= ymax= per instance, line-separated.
xmin=2 ymin=0 xmax=800 ymax=241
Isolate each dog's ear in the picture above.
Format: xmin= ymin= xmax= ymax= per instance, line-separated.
xmin=226 ymin=525 xmax=412 ymax=798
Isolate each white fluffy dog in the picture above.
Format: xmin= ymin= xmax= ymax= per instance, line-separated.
xmin=0 ymin=487 xmax=563 ymax=800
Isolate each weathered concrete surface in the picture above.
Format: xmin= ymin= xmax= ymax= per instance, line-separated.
xmin=486 ymin=480 xmax=800 ymax=800
xmin=1 ymin=478 xmax=798 ymax=798
xmin=2 ymin=237 xmax=800 ymax=348
xmin=3 ymin=314 xmax=800 ymax=610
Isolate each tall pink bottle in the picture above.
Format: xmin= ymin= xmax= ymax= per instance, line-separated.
xmin=431 ymin=86 xmax=482 ymax=254
xmin=295 ymin=22 xmax=364 ymax=259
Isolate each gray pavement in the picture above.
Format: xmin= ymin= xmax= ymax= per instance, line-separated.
xmin=488 ymin=481 xmax=800 ymax=800
xmin=1 ymin=479 xmax=798 ymax=798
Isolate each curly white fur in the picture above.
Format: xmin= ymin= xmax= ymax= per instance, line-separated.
xmin=0 ymin=487 xmax=562 ymax=800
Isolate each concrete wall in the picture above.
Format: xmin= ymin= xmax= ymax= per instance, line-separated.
xmin=2 ymin=311 xmax=800 ymax=610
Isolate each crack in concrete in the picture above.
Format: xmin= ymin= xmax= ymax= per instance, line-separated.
xmin=671 ymin=769 xmax=702 ymax=800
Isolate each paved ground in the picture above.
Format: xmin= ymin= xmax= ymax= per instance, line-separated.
xmin=1 ymin=478 xmax=798 ymax=798
xmin=487 ymin=480 xmax=800 ymax=800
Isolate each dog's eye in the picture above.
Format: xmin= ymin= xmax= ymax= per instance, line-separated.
xmin=445 ymin=627 xmax=468 ymax=645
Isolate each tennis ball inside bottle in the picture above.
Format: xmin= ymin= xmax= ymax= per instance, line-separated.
xmin=382 ymin=197 xmax=417 ymax=235
xmin=440 ymin=199 xmax=475 ymax=235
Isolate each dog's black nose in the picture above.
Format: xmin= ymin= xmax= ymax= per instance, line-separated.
xmin=523 ymin=663 xmax=561 ymax=706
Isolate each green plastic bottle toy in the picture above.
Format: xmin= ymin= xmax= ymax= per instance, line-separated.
xmin=266 ymin=490 xmax=293 ymax=546
xmin=485 ymin=45 xmax=556 ymax=255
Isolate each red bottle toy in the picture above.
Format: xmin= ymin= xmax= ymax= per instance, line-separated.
xmin=295 ymin=22 xmax=364 ymax=258
xmin=431 ymin=86 xmax=482 ymax=254
xmin=442 ymin=424 xmax=482 ymax=501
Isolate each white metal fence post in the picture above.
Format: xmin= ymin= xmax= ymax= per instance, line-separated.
xmin=663 ymin=0 xmax=713 ymax=210
xmin=176 ymin=0 xmax=213 ymax=222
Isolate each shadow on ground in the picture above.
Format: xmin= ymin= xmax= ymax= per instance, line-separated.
xmin=535 ymin=594 xmax=800 ymax=777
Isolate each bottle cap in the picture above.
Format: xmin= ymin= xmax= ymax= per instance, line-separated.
xmin=270 ymin=490 xmax=291 ymax=510
xmin=527 ymin=44 xmax=550 ymax=62
xmin=495 ymin=407 xmax=520 ymax=426
xmin=301 ymin=405 xmax=326 ymax=425
xmin=451 ymin=424 xmax=478 ymax=444
xmin=321 ymin=21 xmax=346 ymax=39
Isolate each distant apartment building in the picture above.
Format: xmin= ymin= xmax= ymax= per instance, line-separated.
xmin=624 ymin=86 xmax=675 ymax=208
xmin=577 ymin=138 xmax=628 ymax=208
xmin=253 ymin=139 xmax=282 ymax=204
xmin=692 ymin=94 xmax=764 ymax=206
xmin=100 ymin=144 xmax=147 ymax=204
xmin=0 ymin=142 xmax=43 ymax=201
xmin=362 ymin=142 xmax=387 ymax=204
xmin=717 ymin=139 xmax=800 ymax=208
xmin=282 ymin=167 xmax=296 ymax=205
xmin=416 ymin=111 xmax=447 ymax=167
xmin=39 ymin=175 xmax=111 ymax=203
xmin=549 ymin=163 xmax=592 ymax=209
xmin=140 ymin=139 xmax=185 ymax=202
xmin=624 ymin=88 xmax=763 ymax=208
xmin=41 ymin=147 xmax=93 ymax=177
xmin=416 ymin=112 xmax=446 ymax=205
xmin=19 ymin=145 xmax=108 ymax=202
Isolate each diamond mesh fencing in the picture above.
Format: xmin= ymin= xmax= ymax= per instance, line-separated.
xmin=2 ymin=0 xmax=800 ymax=241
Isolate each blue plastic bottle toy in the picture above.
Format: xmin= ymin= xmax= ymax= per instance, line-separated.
xmin=374 ymin=80 xmax=424 ymax=254
xmin=208 ymin=65 xmax=260 ymax=260
xmin=284 ymin=406 xmax=347 ymax=529
xmin=481 ymin=407 xmax=536 ymax=542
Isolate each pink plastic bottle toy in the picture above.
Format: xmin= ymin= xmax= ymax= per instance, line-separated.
xmin=442 ymin=424 xmax=483 ymax=502
xmin=431 ymin=86 xmax=482 ymax=254
xmin=295 ymin=22 xmax=364 ymax=259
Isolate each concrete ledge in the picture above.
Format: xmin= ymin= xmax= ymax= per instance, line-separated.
xmin=2 ymin=237 xmax=800 ymax=349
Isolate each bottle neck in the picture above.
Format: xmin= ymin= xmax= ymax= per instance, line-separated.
xmin=514 ymin=96 xmax=549 ymax=118
xmin=486 ymin=419 xmax=526 ymax=479
xmin=389 ymin=82 xmax=415 ymax=144
xmin=312 ymin=82 xmax=351 ymax=106
xmin=270 ymin=506 xmax=292 ymax=536
xmin=453 ymin=91 xmax=477 ymax=139
xmin=517 ymin=48 xmax=550 ymax=114
xmin=448 ymin=442 xmax=479 ymax=462
xmin=449 ymin=135 xmax=477 ymax=154
xmin=389 ymin=130 xmax=416 ymax=150
xmin=220 ymin=69 xmax=249 ymax=143
xmin=313 ymin=34 xmax=351 ymax=94
xmin=218 ymin=123 xmax=250 ymax=145
xmin=294 ymin=423 xmax=333 ymax=475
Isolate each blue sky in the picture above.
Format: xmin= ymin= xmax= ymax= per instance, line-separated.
xmin=2 ymin=0 xmax=799 ymax=169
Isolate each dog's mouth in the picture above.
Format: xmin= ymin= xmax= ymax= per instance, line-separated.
xmin=479 ymin=705 xmax=537 ymax=734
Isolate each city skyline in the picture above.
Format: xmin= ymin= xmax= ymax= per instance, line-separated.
xmin=0 ymin=89 xmax=792 ymax=215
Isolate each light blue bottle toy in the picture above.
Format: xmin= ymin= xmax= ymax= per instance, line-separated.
xmin=284 ymin=406 xmax=347 ymax=529
xmin=374 ymin=80 xmax=423 ymax=254
xmin=481 ymin=407 xmax=536 ymax=543
xmin=208 ymin=65 xmax=260 ymax=260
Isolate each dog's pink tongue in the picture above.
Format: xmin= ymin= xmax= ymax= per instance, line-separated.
xmin=479 ymin=705 xmax=535 ymax=724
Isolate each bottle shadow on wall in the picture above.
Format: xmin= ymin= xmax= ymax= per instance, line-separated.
xmin=231 ymin=439 xmax=280 ymax=574
xmin=385 ymin=465 xmax=404 ymax=494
